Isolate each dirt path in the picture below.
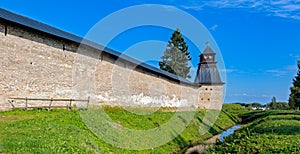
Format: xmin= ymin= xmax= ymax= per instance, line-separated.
xmin=185 ymin=134 xmax=220 ymax=154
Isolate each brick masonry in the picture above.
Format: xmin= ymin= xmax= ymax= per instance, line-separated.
xmin=0 ymin=21 xmax=223 ymax=111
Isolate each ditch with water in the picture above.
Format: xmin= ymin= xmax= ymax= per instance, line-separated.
xmin=185 ymin=125 xmax=242 ymax=154
xmin=219 ymin=125 xmax=242 ymax=142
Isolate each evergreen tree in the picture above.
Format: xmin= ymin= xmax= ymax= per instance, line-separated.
xmin=271 ymin=96 xmax=277 ymax=109
xmin=289 ymin=61 xmax=300 ymax=110
xmin=159 ymin=29 xmax=192 ymax=79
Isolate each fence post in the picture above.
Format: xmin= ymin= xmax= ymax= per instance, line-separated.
xmin=49 ymin=98 xmax=53 ymax=111
xmin=25 ymin=97 xmax=28 ymax=110
xmin=87 ymin=96 xmax=90 ymax=110
xmin=68 ymin=99 xmax=72 ymax=111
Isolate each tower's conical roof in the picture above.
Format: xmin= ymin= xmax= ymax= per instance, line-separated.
xmin=202 ymin=43 xmax=215 ymax=54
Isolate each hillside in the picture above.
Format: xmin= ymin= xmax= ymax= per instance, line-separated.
xmin=0 ymin=107 xmax=238 ymax=153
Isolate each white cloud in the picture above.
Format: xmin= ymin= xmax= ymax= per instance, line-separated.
xmin=270 ymin=0 xmax=290 ymax=5
xmin=266 ymin=69 xmax=287 ymax=77
xmin=231 ymin=93 xmax=272 ymax=98
xmin=285 ymin=65 xmax=297 ymax=71
xmin=266 ymin=65 xmax=297 ymax=77
xmin=180 ymin=5 xmax=203 ymax=11
xmin=210 ymin=24 xmax=219 ymax=31
xmin=282 ymin=4 xmax=300 ymax=11
xmin=178 ymin=0 xmax=300 ymax=20
xmin=289 ymin=53 xmax=300 ymax=58
xmin=220 ymin=68 xmax=238 ymax=73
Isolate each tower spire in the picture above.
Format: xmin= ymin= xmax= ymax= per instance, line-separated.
xmin=194 ymin=43 xmax=223 ymax=84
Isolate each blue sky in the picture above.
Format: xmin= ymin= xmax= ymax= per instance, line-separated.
xmin=2 ymin=0 xmax=300 ymax=104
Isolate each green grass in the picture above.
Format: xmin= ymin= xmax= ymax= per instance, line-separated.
xmin=0 ymin=109 xmax=102 ymax=153
xmin=207 ymin=110 xmax=300 ymax=153
xmin=221 ymin=104 xmax=252 ymax=120
xmin=222 ymin=104 xmax=245 ymax=111
xmin=0 ymin=107 xmax=238 ymax=153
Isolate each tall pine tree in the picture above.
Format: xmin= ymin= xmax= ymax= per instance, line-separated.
xmin=271 ymin=96 xmax=277 ymax=109
xmin=289 ymin=61 xmax=300 ymax=110
xmin=159 ymin=29 xmax=192 ymax=79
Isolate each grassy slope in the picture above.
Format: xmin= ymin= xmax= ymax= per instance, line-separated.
xmin=207 ymin=110 xmax=300 ymax=153
xmin=0 ymin=107 xmax=238 ymax=154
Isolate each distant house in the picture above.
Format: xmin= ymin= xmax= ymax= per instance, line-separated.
xmin=251 ymin=106 xmax=268 ymax=111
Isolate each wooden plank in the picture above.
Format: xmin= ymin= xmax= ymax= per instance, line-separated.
xmin=48 ymin=106 xmax=69 ymax=108
xmin=9 ymin=97 xmax=90 ymax=111
xmin=7 ymin=100 xmax=15 ymax=108
xmin=14 ymin=106 xmax=70 ymax=109
xmin=9 ymin=97 xmax=88 ymax=102
xmin=13 ymin=107 xmax=26 ymax=109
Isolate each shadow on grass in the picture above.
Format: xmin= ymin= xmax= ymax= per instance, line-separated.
xmin=172 ymin=134 xmax=188 ymax=149
xmin=196 ymin=117 xmax=219 ymax=135
xmin=222 ymin=110 xmax=240 ymax=123
xmin=240 ymin=110 xmax=300 ymax=124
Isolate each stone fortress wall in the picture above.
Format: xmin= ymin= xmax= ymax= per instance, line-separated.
xmin=0 ymin=14 xmax=223 ymax=111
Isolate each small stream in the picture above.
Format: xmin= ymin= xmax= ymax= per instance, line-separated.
xmin=219 ymin=125 xmax=241 ymax=142
xmin=186 ymin=125 xmax=242 ymax=154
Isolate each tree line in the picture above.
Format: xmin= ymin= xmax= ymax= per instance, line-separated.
xmin=232 ymin=97 xmax=290 ymax=110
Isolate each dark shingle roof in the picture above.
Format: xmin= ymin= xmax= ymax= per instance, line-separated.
xmin=194 ymin=65 xmax=223 ymax=84
xmin=202 ymin=44 xmax=215 ymax=54
xmin=0 ymin=8 xmax=197 ymax=86
xmin=0 ymin=8 xmax=85 ymax=44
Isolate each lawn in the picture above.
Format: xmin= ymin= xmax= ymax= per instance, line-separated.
xmin=0 ymin=106 xmax=238 ymax=153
